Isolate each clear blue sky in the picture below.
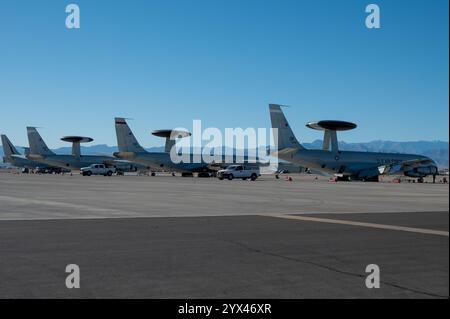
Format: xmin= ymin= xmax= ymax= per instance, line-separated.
xmin=0 ymin=0 xmax=448 ymax=148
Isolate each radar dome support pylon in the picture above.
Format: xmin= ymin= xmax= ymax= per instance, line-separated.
xmin=61 ymin=136 xmax=94 ymax=158
xmin=306 ymin=121 xmax=357 ymax=153
xmin=152 ymin=130 xmax=191 ymax=153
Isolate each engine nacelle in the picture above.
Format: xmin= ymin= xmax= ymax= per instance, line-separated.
xmin=404 ymin=165 xmax=438 ymax=178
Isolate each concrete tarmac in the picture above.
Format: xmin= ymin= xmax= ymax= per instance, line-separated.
xmin=0 ymin=174 xmax=448 ymax=220
xmin=0 ymin=173 xmax=448 ymax=298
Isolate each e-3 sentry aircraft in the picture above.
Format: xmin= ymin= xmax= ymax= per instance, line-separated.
xmin=26 ymin=127 xmax=145 ymax=172
xmin=269 ymin=104 xmax=438 ymax=181
xmin=1 ymin=134 xmax=60 ymax=171
xmin=113 ymin=118 xmax=262 ymax=177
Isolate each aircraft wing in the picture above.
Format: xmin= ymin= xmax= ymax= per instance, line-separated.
xmin=378 ymin=158 xmax=435 ymax=175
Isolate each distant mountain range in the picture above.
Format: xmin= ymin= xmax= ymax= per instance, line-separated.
xmin=1 ymin=141 xmax=448 ymax=168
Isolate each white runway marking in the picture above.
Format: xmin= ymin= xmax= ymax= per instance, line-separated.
xmin=265 ymin=214 xmax=449 ymax=237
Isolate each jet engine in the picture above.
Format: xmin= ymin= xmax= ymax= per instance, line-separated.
xmin=404 ymin=165 xmax=438 ymax=177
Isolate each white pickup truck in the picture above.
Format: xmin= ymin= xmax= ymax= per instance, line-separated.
xmin=217 ymin=165 xmax=261 ymax=181
xmin=80 ymin=164 xmax=115 ymax=176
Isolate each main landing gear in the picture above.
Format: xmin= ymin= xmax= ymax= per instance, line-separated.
xmin=182 ymin=172 xmax=194 ymax=177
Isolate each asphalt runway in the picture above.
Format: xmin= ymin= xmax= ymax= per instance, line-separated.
xmin=0 ymin=173 xmax=448 ymax=298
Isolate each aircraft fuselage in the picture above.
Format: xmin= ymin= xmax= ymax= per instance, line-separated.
xmin=114 ymin=151 xmax=261 ymax=173
xmin=5 ymin=155 xmax=52 ymax=169
xmin=282 ymin=149 xmax=435 ymax=178
xmin=115 ymin=152 xmax=214 ymax=173
xmin=27 ymin=154 xmax=116 ymax=171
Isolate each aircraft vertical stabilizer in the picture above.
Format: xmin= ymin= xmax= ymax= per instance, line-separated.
xmin=269 ymin=104 xmax=304 ymax=152
xmin=115 ymin=118 xmax=147 ymax=153
xmin=26 ymin=127 xmax=55 ymax=156
xmin=1 ymin=135 xmax=20 ymax=158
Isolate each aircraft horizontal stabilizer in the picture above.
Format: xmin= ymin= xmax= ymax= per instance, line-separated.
xmin=113 ymin=151 xmax=137 ymax=160
xmin=273 ymin=147 xmax=300 ymax=158
xmin=27 ymin=154 xmax=45 ymax=160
